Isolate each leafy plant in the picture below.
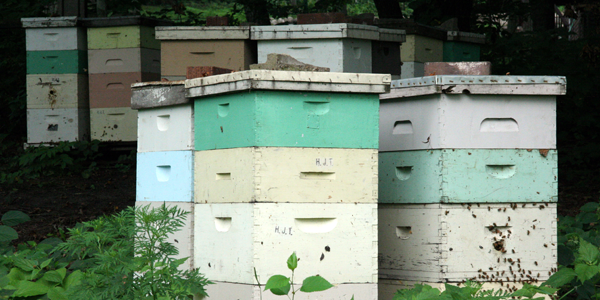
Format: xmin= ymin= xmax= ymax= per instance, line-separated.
xmin=55 ymin=204 xmax=211 ymax=300
xmin=256 ymin=252 xmax=334 ymax=299
xmin=393 ymin=280 xmax=557 ymax=300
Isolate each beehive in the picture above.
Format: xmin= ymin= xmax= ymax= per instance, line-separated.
xmin=378 ymin=203 xmax=557 ymax=283
xmin=136 ymin=151 xmax=193 ymax=202
xmin=379 ymin=149 xmax=558 ymax=204
xmin=26 ymin=50 xmax=87 ymax=74
xmin=188 ymin=71 xmax=388 ymax=150
xmin=83 ymin=16 xmax=168 ymax=50
xmin=372 ymin=28 xmax=406 ymax=78
xmin=26 ymin=74 xmax=88 ymax=109
xmin=89 ymin=72 xmax=160 ymax=108
xmin=131 ymin=81 xmax=191 ymax=152
xmin=251 ymin=24 xmax=382 ymax=73
xmin=194 ymin=202 xmax=378 ymax=284
xmin=27 ymin=108 xmax=89 ymax=144
xmin=90 ymin=107 xmax=137 ymax=141
xmin=156 ymin=26 xmax=256 ymax=77
xmin=88 ymin=48 xmax=160 ymax=74
xmin=194 ymin=147 xmax=377 ymax=203
xmin=443 ymin=31 xmax=486 ymax=62
xmin=379 ymin=75 xmax=566 ymax=151
xmin=25 ymin=26 xmax=86 ymax=51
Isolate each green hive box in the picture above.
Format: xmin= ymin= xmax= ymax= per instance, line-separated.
xmin=188 ymin=70 xmax=391 ymax=150
xmin=443 ymin=42 xmax=481 ymax=62
xmin=26 ymin=50 xmax=87 ymax=74
xmin=87 ymin=25 xmax=160 ymax=50
xmin=379 ymin=149 xmax=557 ymax=204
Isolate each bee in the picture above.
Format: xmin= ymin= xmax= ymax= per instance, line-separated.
xmin=537 ymin=273 xmax=540 ymax=278
xmin=522 ymin=204 xmax=526 ymax=208
xmin=494 ymin=223 xmax=497 ymax=227
xmin=498 ymin=258 xmax=500 ymax=263
xmin=518 ymin=258 xmax=521 ymax=263
xmin=506 ymin=223 xmax=509 ymax=226
xmin=518 ymin=263 xmax=521 ymax=268
xmin=445 ymin=210 xmax=449 ymax=215
xmin=527 ymin=230 xmax=530 ymax=235
xmin=533 ymin=225 xmax=536 ymax=229
xmin=498 ymin=208 xmax=502 ymax=212
xmin=468 ymin=205 xmax=471 ymax=210
xmin=533 ymin=219 xmax=537 ymax=222
xmin=512 ymin=249 xmax=515 ymax=254
xmin=544 ymin=244 xmax=548 ymax=247
xmin=502 ymin=271 xmax=505 ymax=275
xmin=534 ymin=261 xmax=538 ymax=266
xmin=478 ymin=269 xmax=482 ymax=272
xmin=504 ymin=258 xmax=507 ymax=262
xmin=528 ymin=270 xmax=532 ymax=275
xmin=489 ymin=267 xmax=493 ymax=270
xmin=508 ymin=229 xmax=512 ymax=234
xmin=508 ymin=217 xmax=511 ymax=222
xmin=473 ymin=214 xmax=477 ymax=218
xmin=477 ymin=204 xmax=480 ymax=207
xmin=504 ymin=208 xmax=507 ymax=212
xmin=488 ymin=206 xmax=491 ymax=211
xmin=548 ymin=271 xmax=551 ymax=276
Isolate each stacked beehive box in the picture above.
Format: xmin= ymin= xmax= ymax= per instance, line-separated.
xmin=22 ymin=17 xmax=89 ymax=144
xmin=377 ymin=20 xmax=446 ymax=79
xmin=84 ymin=16 xmax=168 ymax=142
xmin=131 ymin=80 xmax=194 ymax=270
xmin=132 ymin=70 xmax=390 ymax=299
xmin=443 ymin=31 xmax=486 ymax=62
xmin=155 ymin=26 xmax=256 ymax=80
xmin=250 ymin=24 xmax=405 ymax=77
xmin=377 ymin=75 xmax=566 ymax=299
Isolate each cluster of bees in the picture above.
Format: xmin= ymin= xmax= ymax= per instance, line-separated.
xmin=448 ymin=202 xmax=557 ymax=294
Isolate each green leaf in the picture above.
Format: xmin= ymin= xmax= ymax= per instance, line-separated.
xmin=577 ymin=239 xmax=600 ymax=264
xmin=1 ymin=211 xmax=30 ymax=226
xmin=580 ymin=202 xmax=599 ymax=213
xmin=42 ymin=271 xmax=64 ymax=284
xmin=264 ymin=275 xmax=290 ymax=295
xmin=47 ymin=286 xmax=68 ymax=300
xmin=544 ymin=268 xmax=577 ymax=288
xmin=574 ymin=263 xmax=600 ymax=283
xmin=40 ymin=259 xmax=52 ymax=270
xmin=287 ymin=252 xmax=298 ymax=271
xmin=13 ymin=258 xmax=36 ymax=272
xmin=0 ymin=225 xmax=18 ymax=242
xmin=299 ymin=275 xmax=333 ymax=293
xmin=62 ymin=270 xmax=83 ymax=290
xmin=13 ymin=280 xmax=50 ymax=297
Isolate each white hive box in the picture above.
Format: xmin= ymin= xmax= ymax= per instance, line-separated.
xmin=136 ymin=151 xmax=193 ymax=202
xmin=194 ymin=203 xmax=377 ymax=284
xmin=379 ymin=203 xmax=557 ymax=283
xmin=379 ymin=279 xmax=553 ymax=300
xmin=90 ymin=107 xmax=137 ymax=141
xmin=251 ymin=24 xmax=380 ymax=73
xmin=204 ymin=281 xmax=377 ymax=300
xmin=88 ymin=48 xmax=161 ymax=74
xmin=131 ymin=81 xmax=192 ymax=152
xmin=379 ymin=149 xmax=558 ymax=204
xmin=22 ymin=17 xmax=86 ymax=51
xmin=379 ymin=75 xmax=566 ymax=151
xmin=135 ymin=201 xmax=193 ymax=271
xmin=27 ymin=108 xmax=89 ymax=143
xmin=26 ymin=74 xmax=88 ymax=109
xmin=194 ymin=147 xmax=378 ymax=203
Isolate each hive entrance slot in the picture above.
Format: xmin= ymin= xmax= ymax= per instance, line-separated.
xmin=395 ymin=167 xmax=413 ymax=181
xmin=300 ymin=172 xmax=335 ymax=180
xmin=216 ymin=173 xmax=231 ymax=180
xmin=396 ymin=226 xmax=411 ymax=239
xmin=156 ymin=165 xmax=171 ymax=182
xmin=480 ymin=118 xmax=519 ymax=132
xmin=392 ymin=121 xmax=413 ymax=135
xmin=157 ymin=115 xmax=170 ymax=131
xmin=486 ymin=165 xmax=516 ymax=179
xmin=295 ymin=218 xmax=337 ymax=233
xmin=214 ymin=217 xmax=232 ymax=232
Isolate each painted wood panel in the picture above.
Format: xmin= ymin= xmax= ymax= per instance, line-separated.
xmin=26 ymin=74 xmax=88 ymax=109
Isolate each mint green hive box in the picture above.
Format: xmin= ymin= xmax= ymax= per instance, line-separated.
xmin=443 ymin=31 xmax=486 ymax=62
xmin=186 ymin=70 xmax=391 ymax=150
xmin=379 ymin=149 xmax=558 ymax=204
xmin=26 ymin=50 xmax=87 ymax=74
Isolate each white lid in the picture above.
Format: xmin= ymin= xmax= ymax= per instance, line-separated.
xmin=22 ymin=17 xmax=78 ymax=28
xmin=379 ymin=28 xmax=406 ymax=42
xmin=186 ymin=70 xmax=391 ymax=98
xmin=251 ymin=23 xmax=380 ymax=40
xmin=155 ymin=26 xmax=250 ymax=40
xmin=381 ymin=75 xmax=567 ymax=98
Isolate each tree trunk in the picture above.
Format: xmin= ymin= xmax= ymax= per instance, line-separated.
xmin=373 ymin=0 xmax=403 ymax=19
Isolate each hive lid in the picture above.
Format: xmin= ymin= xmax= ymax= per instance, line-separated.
xmin=131 ymin=81 xmax=186 ymax=109
xmin=186 ymin=70 xmax=391 ymax=98
xmin=376 ymin=19 xmax=447 ymax=40
xmin=81 ymin=16 xmax=173 ymax=28
xmin=251 ymin=23 xmax=380 ymax=40
xmin=447 ymin=31 xmax=486 ymax=44
xmin=381 ymin=75 xmax=567 ymax=98
xmin=22 ymin=17 xmax=79 ymax=28
xmin=155 ymin=26 xmax=251 ymax=40
xmin=379 ymin=28 xmax=406 ymax=42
